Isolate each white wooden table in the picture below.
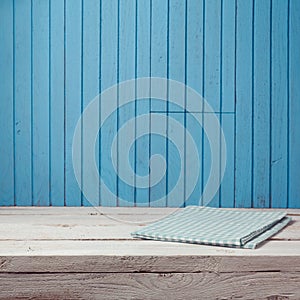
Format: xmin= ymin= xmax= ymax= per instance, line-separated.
xmin=0 ymin=207 xmax=299 ymax=299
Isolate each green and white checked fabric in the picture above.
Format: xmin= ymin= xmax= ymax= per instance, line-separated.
xmin=131 ymin=206 xmax=291 ymax=249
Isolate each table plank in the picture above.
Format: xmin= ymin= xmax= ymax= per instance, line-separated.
xmin=0 ymin=240 xmax=299 ymax=256
xmin=0 ymin=212 xmax=298 ymax=241
xmin=0 ymin=207 xmax=298 ymax=299
xmin=0 ymin=206 xmax=299 ymax=215
xmin=0 ymin=272 xmax=299 ymax=300
xmin=0 ymin=254 xmax=300 ymax=273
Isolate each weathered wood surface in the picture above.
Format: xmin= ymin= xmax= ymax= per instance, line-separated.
xmin=0 ymin=207 xmax=299 ymax=299
xmin=0 ymin=253 xmax=300 ymax=273
xmin=0 ymin=240 xmax=299 ymax=257
xmin=0 ymin=206 xmax=299 ymax=214
xmin=0 ymin=207 xmax=298 ymax=240
xmin=0 ymin=272 xmax=299 ymax=300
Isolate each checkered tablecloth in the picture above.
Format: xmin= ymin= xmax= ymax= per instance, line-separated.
xmin=131 ymin=206 xmax=291 ymax=249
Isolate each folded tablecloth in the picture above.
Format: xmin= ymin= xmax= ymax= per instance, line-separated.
xmin=131 ymin=206 xmax=291 ymax=249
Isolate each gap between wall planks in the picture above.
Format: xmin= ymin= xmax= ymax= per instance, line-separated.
xmin=0 ymin=0 xmax=299 ymax=208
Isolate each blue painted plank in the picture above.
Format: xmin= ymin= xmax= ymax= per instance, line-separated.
xmin=186 ymin=0 xmax=203 ymax=97
xmin=289 ymin=0 xmax=300 ymax=208
xmin=50 ymin=0 xmax=65 ymax=206
xmin=167 ymin=0 xmax=186 ymax=208
xmin=203 ymin=0 xmax=221 ymax=207
xmin=271 ymin=0 xmax=288 ymax=208
xmin=118 ymin=0 xmax=136 ymax=207
xmin=82 ymin=0 xmax=100 ymax=207
xmin=14 ymin=0 xmax=32 ymax=206
xmin=0 ymin=0 xmax=14 ymax=206
xmin=135 ymin=0 xmax=150 ymax=207
xmin=253 ymin=0 xmax=271 ymax=208
xmin=100 ymin=0 xmax=118 ymax=207
xmin=32 ymin=0 xmax=50 ymax=206
xmin=1 ymin=0 xmax=299 ymax=208
xmin=221 ymin=115 xmax=235 ymax=208
xmin=235 ymin=0 xmax=253 ymax=208
xmin=185 ymin=0 xmax=203 ymax=206
xmin=65 ymin=0 xmax=83 ymax=206
xmin=150 ymin=0 xmax=168 ymax=207
xmin=220 ymin=0 xmax=235 ymax=208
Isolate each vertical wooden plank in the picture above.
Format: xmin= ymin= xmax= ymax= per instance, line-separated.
xmin=2 ymin=0 xmax=297 ymax=208
xmin=0 ymin=0 xmax=14 ymax=206
xmin=32 ymin=0 xmax=50 ymax=206
xmin=271 ymin=0 xmax=288 ymax=208
xmin=14 ymin=0 xmax=32 ymax=206
xmin=220 ymin=0 xmax=235 ymax=208
xmin=50 ymin=0 xmax=65 ymax=206
xmin=118 ymin=0 xmax=136 ymax=207
xmin=185 ymin=0 xmax=203 ymax=206
xmin=136 ymin=0 xmax=150 ymax=207
xmin=100 ymin=0 xmax=118 ymax=207
xmin=253 ymin=0 xmax=271 ymax=208
xmin=289 ymin=0 xmax=300 ymax=208
xmin=82 ymin=0 xmax=100 ymax=207
xmin=203 ymin=0 xmax=221 ymax=207
xmin=150 ymin=0 xmax=168 ymax=207
xmin=235 ymin=0 xmax=253 ymax=208
xmin=220 ymin=115 xmax=235 ymax=208
xmin=65 ymin=0 xmax=82 ymax=206
xmin=167 ymin=0 xmax=185 ymax=207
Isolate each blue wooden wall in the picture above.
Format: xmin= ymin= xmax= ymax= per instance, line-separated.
xmin=0 ymin=0 xmax=299 ymax=208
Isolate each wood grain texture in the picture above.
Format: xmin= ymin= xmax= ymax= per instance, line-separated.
xmin=185 ymin=0 xmax=203 ymax=207
xmin=50 ymin=0 xmax=65 ymax=206
xmin=0 ymin=207 xmax=297 ymax=240
xmin=149 ymin=0 xmax=168 ymax=207
xmin=0 ymin=206 xmax=299 ymax=215
xmin=1 ymin=0 xmax=299 ymax=208
xmin=82 ymin=0 xmax=100 ymax=207
xmin=167 ymin=0 xmax=186 ymax=207
xmin=1 ymin=255 xmax=300 ymax=273
xmin=65 ymin=0 xmax=83 ymax=206
xmin=0 ymin=206 xmax=179 ymax=215
xmin=0 ymin=0 xmax=14 ymax=206
xmin=0 ymin=207 xmax=298 ymax=299
xmin=135 ymin=0 xmax=151 ymax=207
xmin=118 ymin=0 xmax=136 ymax=207
xmin=289 ymin=0 xmax=300 ymax=208
xmin=271 ymin=0 xmax=288 ymax=208
xmin=14 ymin=0 xmax=32 ymax=206
xmin=235 ymin=0 xmax=253 ymax=208
xmin=0 ymin=208 xmax=298 ymax=244
xmin=32 ymin=0 xmax=50 ymax=206
xmin=203 ymin=0 xmax=221 ymax=207
xmin=0 ymin=239 xmax=299 ymax=257
xmin=0 ymin=213 xmax=298 ymax=241
xmin=100 ymin=0 xmax=118 ymax=207
xmin=220 ymin=0 xmax=235 ymax=208
xmin=253 ymin=0 xmax=271 ymax=208
xmin=0 ymin=272 xmax=299 ymax=300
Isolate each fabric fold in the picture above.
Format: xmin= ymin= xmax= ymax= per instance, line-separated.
xmin=131 ymin=206 xmax=291 ymax=249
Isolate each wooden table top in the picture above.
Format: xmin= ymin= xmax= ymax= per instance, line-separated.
xmin=0 ymin=207 xmax=299 ymax=299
